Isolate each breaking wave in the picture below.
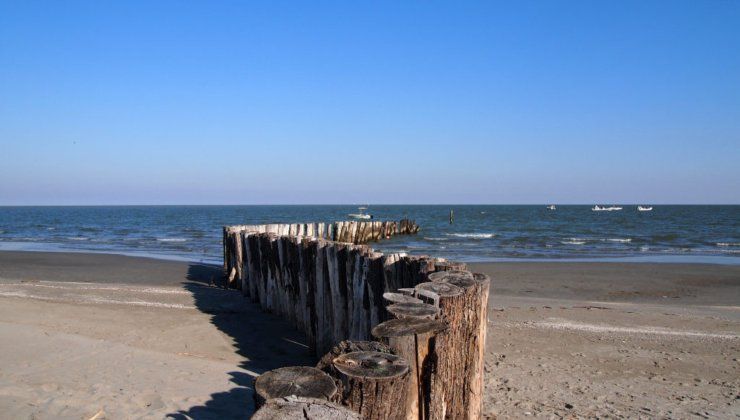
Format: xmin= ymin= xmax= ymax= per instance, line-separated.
xmin=445 ymin=233 xmax=495 ymax=239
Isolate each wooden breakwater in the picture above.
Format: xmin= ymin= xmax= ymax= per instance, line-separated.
xmin=223 ymin=219 xmax=419 ymax=285
xmin=222 ymin=222 xmax=490 ymax=419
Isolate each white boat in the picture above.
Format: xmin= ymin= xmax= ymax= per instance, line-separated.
xmin=592 ymin=205 xmax=623 ymax=212
xmin=348 ymin=206 xmax=372 ymax=220
xmin=638 ymin=206 xmax=653 ymax=212
xmin=546 ymin=205 xmax=556 ymax=210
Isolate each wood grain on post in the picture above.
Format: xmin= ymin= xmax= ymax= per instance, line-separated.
xmin=252 ymin=396 xmax=360 ymax=420
xmin=383 ymin=292 xmax=423 ymax=305
xmin=386 ymin=302 xmax=438 ymax=320
xmin=253 ymin=366 xmax=337 ymax=411
xmin=316 ymin=340 xmax=394 ymax=372
xmin=417 ymin=270 xmax=489 ymax=420
xmin=332 ymin=351 xmax=410 ymax=420
xmin=468 ymin=272 xmax=491 ymax=420
xmin=316 ymin=340 xmax=394 ymax=404
xmin=413 ymin=281 xmax=465 ymax=420
xmin=427 ymin=270 xmax=473 ymax=283
xmin=372 ymin=318 xmax=447 ymax=420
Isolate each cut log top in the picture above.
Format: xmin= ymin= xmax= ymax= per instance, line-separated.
xmin=433 ymin=272 xmax=477 ymax=290
xmin=316 ymin=340 xmax=393 ymax=372
xmin=382 ymin=292 xmax=422 ymax=305
xmin=415 ymin=281 xmax=464 ymax=297
xmin=333 ymin=351 xmax=409 ymax=380
xmin=386 ymin=302 xmax=438 ymax=320
xmin=254 ymin=366 xmax=337 ymax=402
xmin=427 ymin=269 xmax=474 ymax=283
xmin=372 ymin=317 xmax=447 ymax=339
xmin=252 ymin=396 xmax=361 ymax=420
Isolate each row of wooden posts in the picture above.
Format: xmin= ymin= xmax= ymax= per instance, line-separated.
xmin=221 ymin=220 xmax=489 ymax=419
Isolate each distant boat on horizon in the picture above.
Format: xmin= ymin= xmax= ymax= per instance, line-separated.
xmin=348 ymin=206 xmax=372 ymax=220
xmin=638 ymin=206 xmax=653 ymax=212
xmin=547 ymin=205 xmax=556 ymax=210
xmin=592 ymin=205 xmax=623 ymax=212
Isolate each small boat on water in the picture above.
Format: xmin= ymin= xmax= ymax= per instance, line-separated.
xmin=592 ymin=205 xmax=623 ymax=212
xmin=348 ymin=206 xmax=372 ymax=220
xmin=638 ymin=206 xmax=653 ymax=212
xmin=546 ymin=205 xmax=556 ymax=210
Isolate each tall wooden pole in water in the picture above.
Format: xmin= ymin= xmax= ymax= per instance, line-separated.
xmin=449 ymin=209 xmax=454 ymax=224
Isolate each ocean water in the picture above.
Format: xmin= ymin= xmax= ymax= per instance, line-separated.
xmin=0 ymin=205 xmax=738 ymax=264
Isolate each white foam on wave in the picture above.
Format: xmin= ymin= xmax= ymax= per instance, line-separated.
xmin=157 ymin=238 xmax=188 ymax=242
xmin=561 ymin=240 xmax=586 ymax=245
xmin=717 ymin=242 xmax=740 ymax=247
xmin=445 ymin=233 xmax=495 ymax=239
xmin=67 ymin=236 xmax=89 ymax=241
xmin=424 ymin=237 xmax=449 ymax=241
xmin=605 ymin=238 xmax=632 ymax=243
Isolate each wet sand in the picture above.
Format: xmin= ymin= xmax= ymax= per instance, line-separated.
xmin=0 ymin=251 xmax=738 ymax=419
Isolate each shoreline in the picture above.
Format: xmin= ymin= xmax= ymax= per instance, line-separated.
xmin=1 ymin=244 xmax=739 ymax=267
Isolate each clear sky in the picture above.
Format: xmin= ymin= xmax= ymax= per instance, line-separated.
xmin=1 ymin=1 xmax=738 ymax=205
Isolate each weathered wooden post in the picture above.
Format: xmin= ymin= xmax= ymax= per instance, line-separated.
xmin=414 ymin=281 xmax=464 ymax=420
xmin=253 ymin=366 xmax=337 ymax=410
xmin=386 ymin=302 xmax=439 ymax=320
xmin=372 ymin=317 xmax=447 ymax=420
xmin=416 ymin=269 xmax=490 ymax=420
xmin=332 ymin=351 xmax=411 ymax=420
xmin=252 ymin=396 xmax=360 ymax=420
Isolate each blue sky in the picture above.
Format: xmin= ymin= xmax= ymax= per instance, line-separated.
xmin=1 ymin=1 xmax=738 ymax=205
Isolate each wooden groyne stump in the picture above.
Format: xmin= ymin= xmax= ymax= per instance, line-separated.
xmin=427 ymin=269 xmax=473 ymax=283
xmin=416 ymin=271 xmax=490 ymax=420
xmin=316 ymin=340 xmax=395 ymax=402
xmin=386 ymin=302 xmax=438 ymax=320
xmin=372 ymin=317 xmax=447 ymax=420
xmin=253 ymin=366 xmax=337 ymax=410
xmin=316 ymin=340 xmax=393 ymax=371
xmin=414 ymin=281 xmax=464 ymax=420
xmin=252 ymin=396 xmax=360 ymax=420
xmin=383 ymin=292 xmax=423 ymax=305
xmin=332 ymin=351 xmax=410 ymax=420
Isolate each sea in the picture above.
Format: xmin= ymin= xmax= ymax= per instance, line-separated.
xmin=0 ymin=205 xmax=738 ymax=265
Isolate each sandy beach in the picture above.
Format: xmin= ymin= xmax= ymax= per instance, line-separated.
xmin=0 ymin=251 xmax=738 ymax=419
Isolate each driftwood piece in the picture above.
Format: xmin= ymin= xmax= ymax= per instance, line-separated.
xmin=332 ymin=351 xmax=410 ymax=420
xmin=253 ymin=366 xmax=337 ymax=410
xmin=252 ymin=396 xmax=360 ymax=420
xmin=372 ymin=318 xmax=447 ymax=420
xmin=386 ymin=302 xmax=438 ymax=320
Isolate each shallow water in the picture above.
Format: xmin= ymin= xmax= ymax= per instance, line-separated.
xmin=0 ymin=205 xmax=738 ymax=264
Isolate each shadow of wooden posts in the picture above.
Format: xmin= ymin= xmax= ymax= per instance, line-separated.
xmin=166 ymin=263 xmax=316 ymax=419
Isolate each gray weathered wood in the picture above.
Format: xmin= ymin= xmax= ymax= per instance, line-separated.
xmin=253 ymin=366 xmax=337 ymax=410
xmin=386 ymin=302 xmax=439 ymax=320
xmin=372 ymin=318 xmax=447 ymax=420
xmin=252 ymin=396 xmax=360 ymax=420
xmin=332 ymin=351 xmax=410 ymax=420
